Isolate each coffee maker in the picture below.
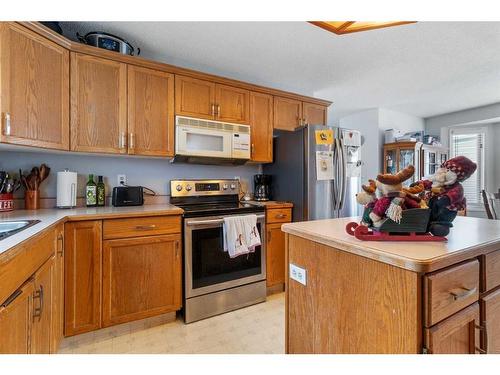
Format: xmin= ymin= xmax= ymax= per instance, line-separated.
xmin=254 ymin=174 xmax=271 ymax=201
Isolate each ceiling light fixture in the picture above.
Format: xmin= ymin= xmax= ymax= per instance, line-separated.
xmin=309 ymin=21 xmax=416 ymax=35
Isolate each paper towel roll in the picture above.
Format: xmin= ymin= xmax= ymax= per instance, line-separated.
xmin=57 ymin=170 xmax=77 ymax=208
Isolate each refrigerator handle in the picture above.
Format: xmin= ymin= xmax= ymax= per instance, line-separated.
xmin=338 ymin=138 xmax=348 ymax=211
xmin=332 ymin=139 xmax=340 ymax=213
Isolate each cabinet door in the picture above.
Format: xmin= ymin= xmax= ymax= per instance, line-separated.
xmin=303 ymin=102 xmax=327 ymax=126
xmin=31 ymin=256 xmax=55 ymax=354
xmin=70 ymin=52 xmax=127 ymax=154
xmin=215 ymin=84 xmax=250 ymax=124
xmin=481 ymin=288 xmax=500 ymax=353
xmin=425 ymin=303 xmax=480 ymax=354
xmin=273 ymin=96 xmax=302 ymax=131
xmin=51 ymin=225 xmax=64 ymax=353
xmin=128 ymin=66 xmax=175 ymax=157
xmin=175 ymin=75 xmax=215 ymax=120
xmin=102 ymin=234 xmax=182 ymax=327
xmin=249 ymin=92 xmax=273 ymax=163
xmin=0 ymin=281 xmax=34 ymax=354
xmin=266 ymin=223 xmax=286 ymax=287
xmin=0 ymin=23 xmax=69 ymax=150
xmin=64 ymin=221 xmax=102 ymax=336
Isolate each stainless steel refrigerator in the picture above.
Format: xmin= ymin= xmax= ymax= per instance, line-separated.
xmin=263 ymin=125 xmax=362 ymax=222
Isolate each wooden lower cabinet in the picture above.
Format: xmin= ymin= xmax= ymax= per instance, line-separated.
xmin=425 ymin=303 xmax=480 ymax=354
xmin=64 ymin=220 xmax=102 ymax=336
xmin=0 ymin=281 xmax=34 ymax=354
xmin=266 ymin=223 xmax=286 ymax=287
xmin=31 ymin=256 xmax=55 ymax=354
xmin=481 ymin=288 xmax=500 ymax=353
xmin=51 ymin=224 xmax=64 ymax=352
xmin=102 ymin=234 xmax=182 ymax=327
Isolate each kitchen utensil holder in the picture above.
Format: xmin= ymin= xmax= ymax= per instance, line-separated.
xmin=25 ymin=190 xmax=40 ymax=210
xmin=0 ymin=193 xmax=14 ymax=212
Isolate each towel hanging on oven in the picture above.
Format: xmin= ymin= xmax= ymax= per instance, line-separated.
xmin=223 ymin=214 xmax=261 ymax=258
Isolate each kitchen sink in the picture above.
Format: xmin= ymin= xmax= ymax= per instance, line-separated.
xmin=0 ymin=220 xmax=41 ymax=240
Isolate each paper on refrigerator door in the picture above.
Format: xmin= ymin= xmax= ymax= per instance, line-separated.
xmin=346 ymin=162 xmax=361 ymax=178
xmin=315 ymin=151 xmax=334 ymax=180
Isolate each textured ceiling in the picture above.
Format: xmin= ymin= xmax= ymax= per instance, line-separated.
xmin=60 ymin=21 xmax=500 ymax=121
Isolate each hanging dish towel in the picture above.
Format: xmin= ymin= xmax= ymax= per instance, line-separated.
xmin=223 ymin=214 xmax=261 ymax=258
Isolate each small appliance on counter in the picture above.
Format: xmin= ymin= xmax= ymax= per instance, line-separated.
xmin=112 ymin=186 xmax=144 ymax=207
xmin=254 ymin=174 xmax=271 ymax=201
xmin=56 ymin=169 xmax=77 ymax=208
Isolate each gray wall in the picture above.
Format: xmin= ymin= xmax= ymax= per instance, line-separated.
xmin=0 ymin=149 xmax=260 ymax=199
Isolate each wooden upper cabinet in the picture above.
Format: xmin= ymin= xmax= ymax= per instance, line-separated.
xmin=128 ymin=66 xmax=175 ymax=157
xmin=175 ymin=75 xmax=216 ymax=120
xmin=70 ymin=52 xmax=127 ymax=154
xmin=31 ymin=256 xmax=55 ymax=354
xmin=274 ymin=96 xmax=302 ymax=131
xmin=249 ymin=92 xmax=273 ymax=163
xmin=102 ymin=234 xmax=182 ymax=327
xmin=215 ymin=84 xmax=250 ymax=124
xmin=0 ymin=281 xmax=34 ymax=354
xmin=0 ymin=23 xmax=69 ymax=150
xmin=64 ymin=220 xmax=102 ymax=336
xmin=425 ymin=303 xmax=480 ymax=354
xmin=303 ymin=102 xmax=327 ymax=126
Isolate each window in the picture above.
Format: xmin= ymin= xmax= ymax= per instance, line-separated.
xmin=449 ymin=127 xmax=485 ymax=205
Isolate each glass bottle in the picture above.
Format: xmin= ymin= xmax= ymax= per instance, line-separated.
xmin=86 ymin=174 xmax=97 ymax=207
xmin=97 ymin=176 xmax=105 ymax=207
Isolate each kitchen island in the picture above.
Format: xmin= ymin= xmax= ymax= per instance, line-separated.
xmin=282 ymin=216 xmax=500 ymax=354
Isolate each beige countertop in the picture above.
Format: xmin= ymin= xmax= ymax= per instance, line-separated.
xmin=0 ymin=204 xmax=183 ymax=256
xmin=246 ymin=200 xmax=294 ymax=209
xmin=282 ymin=216 xmax=500 ymax=273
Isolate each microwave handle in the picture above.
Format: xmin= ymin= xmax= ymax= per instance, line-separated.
xmin=186 ymin=214 xmax=265 ymax=226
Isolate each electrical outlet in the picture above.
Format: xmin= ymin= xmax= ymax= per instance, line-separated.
xmin=117 ymin=174 xmax=127 ymax=186
xmin=289 ymin=264 xmax=307 ymax=286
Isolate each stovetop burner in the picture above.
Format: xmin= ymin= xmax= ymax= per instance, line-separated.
xmin=170 ymin=179 xmax=264 ymax=218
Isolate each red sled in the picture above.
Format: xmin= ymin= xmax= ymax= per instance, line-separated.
xmin=345 ymin=208 xmax=447 ymax=242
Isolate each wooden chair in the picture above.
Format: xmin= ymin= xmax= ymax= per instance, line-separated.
xmin=482 ymin=189 xmax=498 ymax=220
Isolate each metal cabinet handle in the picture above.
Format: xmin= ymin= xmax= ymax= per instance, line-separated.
xmin=119 ymin=132 xmax=127 ymax=149
xmin=57 ymin=234 xmax=64 ymax=257
xmin=449 ymin=287 xmax=477 ymax=301
xmin=267 ymin=230 xmax=272 ymax=242
xmin=475 ymin=323 xmax=488 ymax=354
xmin=135 ymin=224 xmax=157 ymax=230
xmin=3 ymin=113 xmax=11 ymax=136
xmin=217 ymin=104 xmax=221 ymax=117
xmin=32 ymin=285 xmax=44 ymax=322
xmin=211 ymin=104 xmax=216 ymax=116
xmin=175 ymin=241 xmax=180 ymax=258
xmin=129 ymin=133 xmax=135 ymax=150
xmin=275 ymin=213 xmax=286 ymax=219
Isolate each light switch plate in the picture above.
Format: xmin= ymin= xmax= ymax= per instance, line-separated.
xmin=289 ymin=263 xmax=307 ymax=286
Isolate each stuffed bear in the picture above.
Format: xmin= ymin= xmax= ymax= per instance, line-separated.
xmin=412 ymin=155 xmax=477 ymax=236
xmin=369 ymin=165 xmax=421 ymax=227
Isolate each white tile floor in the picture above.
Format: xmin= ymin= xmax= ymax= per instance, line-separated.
xmin=58 ymin=292 xmax=285 ymax=354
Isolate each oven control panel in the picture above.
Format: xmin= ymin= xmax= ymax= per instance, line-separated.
xmin=170 ymin=179 xmax=240 ymax=197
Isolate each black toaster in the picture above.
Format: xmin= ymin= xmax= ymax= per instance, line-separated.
xmin=112 ymin=186 xmax=144 ymax=207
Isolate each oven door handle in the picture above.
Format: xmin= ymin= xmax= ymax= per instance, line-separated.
xmin=186 ymin=214 xmax=266 ymax=226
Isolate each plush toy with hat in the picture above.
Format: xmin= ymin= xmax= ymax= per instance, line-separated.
xmin=412 ymin=155 xmax=477 ymax=236
xmin=368 ymin=165 xmax=421 ymax=227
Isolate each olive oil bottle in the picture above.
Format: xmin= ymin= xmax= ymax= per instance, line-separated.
xmin=86 ymin=174 xmax=97 ymax=207
xmin=97 ymin=176 xmax=105 ymax=207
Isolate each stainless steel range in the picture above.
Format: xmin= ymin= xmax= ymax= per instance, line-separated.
xmin=170 ymin=179 xmax=266 ymax=323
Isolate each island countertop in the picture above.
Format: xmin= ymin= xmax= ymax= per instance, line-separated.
xmin=282 ymin=216 xmax=500 ymax=272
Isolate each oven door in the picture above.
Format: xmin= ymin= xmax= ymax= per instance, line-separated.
xmin=184 ymin=214 xmax=266 ymax=298
xmin=176 ymin=125 xmax=233 ymax=158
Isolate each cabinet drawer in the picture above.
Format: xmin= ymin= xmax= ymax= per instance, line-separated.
xmin=424 ymin=259 xmax=479 ymax=327
xmin=103 ymin=216 xmax=181 ymax=240
xmin=266 ymin=208 xmax=292 ymax=224
xmin=482 ymin=250 xmax=500 ymax=292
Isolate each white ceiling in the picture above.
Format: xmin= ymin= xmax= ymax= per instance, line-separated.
xmin=60 ymin=21 xmax=500 ymax=121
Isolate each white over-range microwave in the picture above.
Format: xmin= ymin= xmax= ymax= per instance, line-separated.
xmin=174 ymin=116 xmax=251 ymax=165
